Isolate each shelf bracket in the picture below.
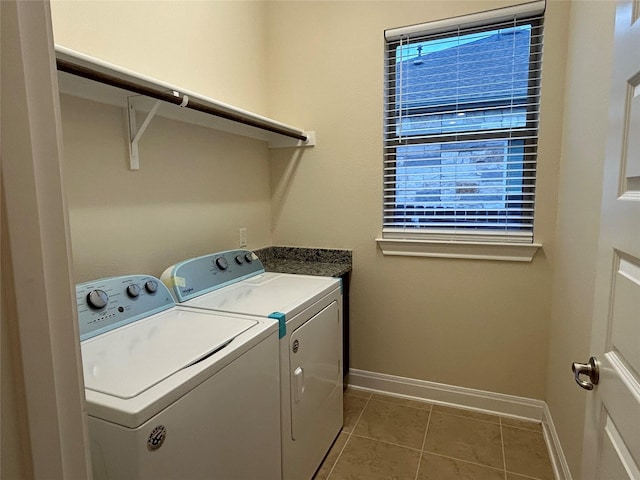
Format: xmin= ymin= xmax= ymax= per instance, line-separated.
xmin=127 ymin=96 xmax=162 ymax=170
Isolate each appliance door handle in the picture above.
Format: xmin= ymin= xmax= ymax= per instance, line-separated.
xmin=293 ymin=367 xmax=304 ymax=403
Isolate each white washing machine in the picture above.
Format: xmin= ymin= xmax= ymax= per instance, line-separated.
xmin=161 ymin=250 xmax=343 ymax=480
xmin=76 ymin=274 xmax=281 ymax=480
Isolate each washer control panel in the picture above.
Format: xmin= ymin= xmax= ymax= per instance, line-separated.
xmin=76 ymin=275 xmax=175 ymax=341
xmin=161 ymin=249 xmax=264 ymax=302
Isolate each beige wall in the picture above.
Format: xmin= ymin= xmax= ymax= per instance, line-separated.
xmin=51 ymin=0 xmax=269 ymax=115
xmin=267 ymin=0 xmax=570 ymax=399
xmin=60 ymin=95 xmax=274 ymax=282
xmin=52 ymin=1 xmax=274 ymax=282
xmin=546 ymin=1 xmax=616 ymax=477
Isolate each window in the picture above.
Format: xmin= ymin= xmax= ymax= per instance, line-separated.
xmin=382 ymin=2 xmax=545 ymax=254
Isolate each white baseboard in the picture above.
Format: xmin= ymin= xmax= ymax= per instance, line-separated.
xmin=347 ymin=368 xmax=572 ymax=480
xmin=348 ymin=368 xmax=545 ymax=420
xmin=542 ymin=403 xmax=573 ymax=480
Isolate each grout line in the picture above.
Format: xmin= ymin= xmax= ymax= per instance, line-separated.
xmin=349 ymin=433 xmax=423 ymax=453
xmin=413 ymin=410 xmax=431 ymax=480
xmin=500 ymin=418 xmax=508 ymax=480
xmin=505 ymin=471 xmax=546 ymax=480
xmin=352 ymin=393 xmax=371 ymax=433
xmin=500 ymin=422 xmax=544 ymax=433
xmin=326 ymin=393 xmax=372 ymax=479
xmin=324 ymin=432 xmax=350 ymax=480
xmin=431 ymin=408 xmax=501 ymax=425
xmin=418 ymin=450 xmax=507 ymax=474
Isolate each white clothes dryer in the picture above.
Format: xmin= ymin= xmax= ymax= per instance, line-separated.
xmin=76 ymin=275 xmax=281 ymax=480
xmin=162 ymin=250 xmax=343 ymax=480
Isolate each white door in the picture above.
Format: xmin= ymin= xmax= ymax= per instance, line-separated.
xmin=578 ymin=1 xmax=640 ymax=478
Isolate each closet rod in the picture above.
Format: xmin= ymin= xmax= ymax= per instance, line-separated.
xmin=56 ymin=59 xmax=309 ymax=142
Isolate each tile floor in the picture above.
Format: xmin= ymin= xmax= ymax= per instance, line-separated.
xmin=314 ymin=388 xmax=555 ymax=480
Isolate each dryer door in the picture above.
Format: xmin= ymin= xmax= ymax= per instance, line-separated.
xmin=289 ymin=300 xmax=341 ymax=440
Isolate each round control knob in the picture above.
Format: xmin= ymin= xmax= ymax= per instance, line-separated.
xmin=235 ymin=255 xmax=245 ymax=265
xmin=216 ymin=257 xmax=229 ymax=270
xmin=145 ymin=280 xmax=158 ymax=294
xmin=244 ymin=253 xmax=253 ymax=263
xmin=87 ymin=289 xmax=108 ymax=309
xmin=126 ymin=284 xmax=141 ymax=298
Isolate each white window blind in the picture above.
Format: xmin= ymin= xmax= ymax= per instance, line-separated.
xmin=383 ymin=1 xmax=545 ymax=244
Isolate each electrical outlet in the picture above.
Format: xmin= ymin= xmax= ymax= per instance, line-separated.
xmin=239 ymin=228 xmax=247 ymax=247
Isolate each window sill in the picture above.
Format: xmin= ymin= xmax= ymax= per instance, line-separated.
xmin=375 ymin=237 xmax=542 ymax=262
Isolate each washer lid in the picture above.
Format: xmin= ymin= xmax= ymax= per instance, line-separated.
xmin=81 ymin=307 xmax=257 ymax=399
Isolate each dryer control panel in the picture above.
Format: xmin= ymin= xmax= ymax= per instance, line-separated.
xmin=161 ymin=249 xmax=265 ymax=302
xmin=76 ymin=275 xmax=175 ymax=341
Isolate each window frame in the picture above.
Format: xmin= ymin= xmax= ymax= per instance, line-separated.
xmin=378 ymin=4 xmax=545 ymax=261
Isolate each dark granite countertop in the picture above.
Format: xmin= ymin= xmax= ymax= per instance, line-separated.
xmin=253 ymin=246 xmax=352 ymax=278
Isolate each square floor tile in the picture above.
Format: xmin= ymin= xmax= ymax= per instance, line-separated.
xmin=417 ymin=452 xmax=505 ymax=480
xmin=343 ymin=394 xmax=368 ymax=434
xmin=329 ymin=435 xmax=421 ymax=480
xmin=424 ymin=412 xmax=504 ymax=469
xmin=353 ymin=399 xmax=430 ymax=449
xmin=313 ymin=432 xmax=348 ymax=480
xmin=503 ymin=426 xmax=554 ymax=480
